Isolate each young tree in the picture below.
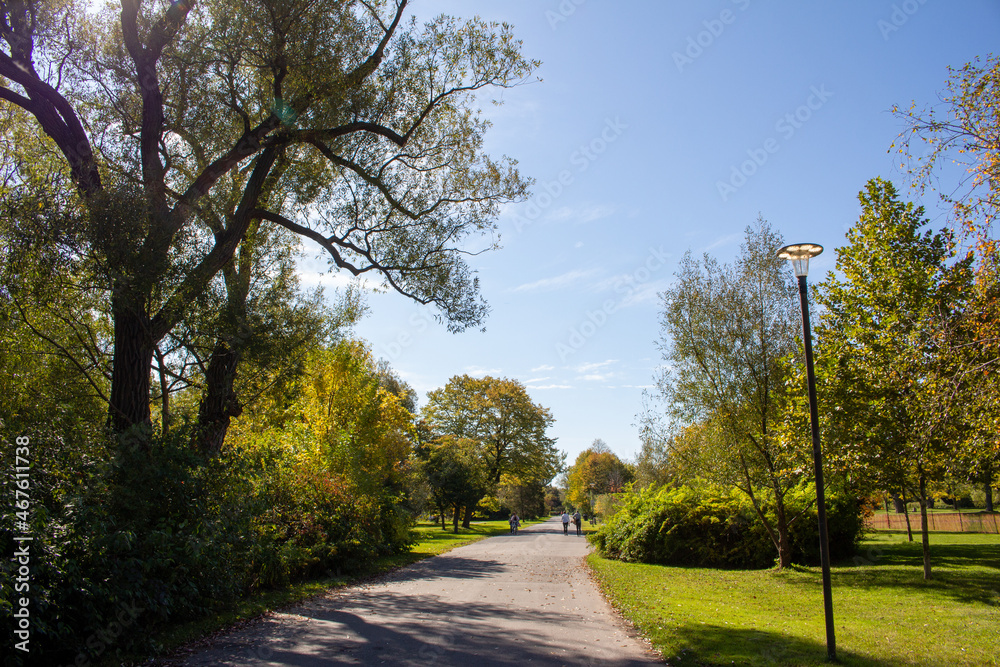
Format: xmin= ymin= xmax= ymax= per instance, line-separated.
xmin=815 ymin=177 xmax=975 ymax=579
xmin=893 ymin=56 xmax=1000 ymax=508
xmin=565 ymin=440 xmax=634 ymax=514
xmin=0 ymin=0 xmax=535 ymax=440
xmin=423 ymin=375 xmax=563 ymax=526
xmin=296 ymin=339 xmax=415 ymax=498
xmin=646 ymin=218 xmax=809 ymax=569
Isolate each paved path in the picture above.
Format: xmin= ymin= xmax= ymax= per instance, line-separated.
xmin=173 ymin=517 xmax=663 ymax=666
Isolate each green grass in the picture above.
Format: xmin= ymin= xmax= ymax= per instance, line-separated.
xmin=116 ymin=519 xmax=534 ymax=665
xmin=587 ymin=531 xmax=1000 ymax=666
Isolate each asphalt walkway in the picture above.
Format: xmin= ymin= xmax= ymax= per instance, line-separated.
xmin=174 ymin=516 xmax=663 ymax=666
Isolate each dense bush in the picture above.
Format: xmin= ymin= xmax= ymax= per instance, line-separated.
xmin=1 ymin=424 xmax=413 ymax=667
xmin=589 ymin=482 xmax=867 ymax=569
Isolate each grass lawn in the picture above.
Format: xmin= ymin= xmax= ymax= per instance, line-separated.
xmin=587 ymin=531 xmax=1000 ymax=666
xmin=124 ymin=519 xmax=532 ymax=665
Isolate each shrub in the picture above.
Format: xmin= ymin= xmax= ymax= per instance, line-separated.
xmin=1 ymin=423 xmax=414 ymax=666
xmin=590 ymin=482 xmax=867 ymax=569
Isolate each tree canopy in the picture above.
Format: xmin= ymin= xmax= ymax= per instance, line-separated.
xmin=0 ymin=0 xmax=536 ymax=439
xmin=423 ymin=374 xmax=562 ymax=488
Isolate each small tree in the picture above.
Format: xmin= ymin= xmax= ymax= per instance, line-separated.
xmin=816 ymin=177 xmax=975 ymax=579
xmin=645 ymin=218 xmax=810 ymax=569
xmin=566 ymin=440 xmax=634 ymax=515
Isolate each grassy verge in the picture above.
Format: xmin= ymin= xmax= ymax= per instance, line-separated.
xmin=587 ymin=531 xmax=1000 ymax=666
xmin=122 ymin=519 xmax=533 ymax=665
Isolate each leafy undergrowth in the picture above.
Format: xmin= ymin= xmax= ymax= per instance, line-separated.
xmin=587 ymin=530 xmax=1000 ymax=666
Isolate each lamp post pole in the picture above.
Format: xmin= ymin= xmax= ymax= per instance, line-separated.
xmin=778 ymin=243 xmax=836 ymax=662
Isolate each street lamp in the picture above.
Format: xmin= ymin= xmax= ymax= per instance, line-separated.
xmin=777 ymin=242 xmax=836 ymax=662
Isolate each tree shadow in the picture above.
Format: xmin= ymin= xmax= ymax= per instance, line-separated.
xmin=818 ymin=538 xmax=1000 ymax=606
xmin=180 ymin=589 xmax=660 ymax=666
xmin=662 ymin=624 xmax=909 ymax=667
xmin=380 ymin=554 xmax=508 ymax=583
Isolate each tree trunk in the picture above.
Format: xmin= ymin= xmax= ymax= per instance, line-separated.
xmin=901 ymin=490 xmax=913 ymax=542
xmin=108 ymin=295 xmax=155 ymax=440
xmin=193 ymin=340 xmax=243 ymax=456
xmin=891 ymin=492 xmax=906 ymax=514
xmin=154 ymin=345 xmax=171 ymax=436
xmin=452 ymin=504 xmax=460 ymax=533
xmin=984 ymin=462 xmax=994 ymax=512
xmin=462 ymin=503 xmax=473 ymax=529
xmin=774 ymin=498 xmax=792 ymax=570
xmin=918 ymin=474 xmax=932 ymax=580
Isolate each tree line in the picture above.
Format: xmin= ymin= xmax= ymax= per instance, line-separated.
xmin=634 ymin=55 xmax=999 ymax=577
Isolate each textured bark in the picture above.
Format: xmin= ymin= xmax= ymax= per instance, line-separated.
xmin=108 ymin=295 xmax=154 ymax=435
xmin=193 ymin=341 xmax=243 ymax=456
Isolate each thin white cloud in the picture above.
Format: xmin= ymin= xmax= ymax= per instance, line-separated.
xmin=575 ymin=359 xmax=618 ymax=374
xmin=618 ymin=280 xmax=669 ymax=308
xmin=524 ymin=376 xmax=552 ymax=384
xmin=704 ymin=233 xmax=741 ymax=252
xmin=512 ymin=268 xmax=600 ymax=293
xmin=465 ymin=366 xmax=503 ymax=378
xmin=531 ymin=384 xmax=573 ymax=390
xmin=531 ymin=364 xmax=555 ymax=372
xmin=581 ymin=373 xmax=614 ymax=382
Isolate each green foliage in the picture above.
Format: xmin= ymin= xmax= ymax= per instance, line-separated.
xmin=642 ymin=218 xmax=813 ymax=569
xmin=0 ymin=339 xmax=418 ymax=664
xmin=0 ymin=422 xmax=414 ymax=666
xmin=423 ymin=374 xmax=563 ymax=489
xmin=565 ymin=440 xmax=634 ymax=515
xmin=590 ymin=483 xmax=867 ymax=570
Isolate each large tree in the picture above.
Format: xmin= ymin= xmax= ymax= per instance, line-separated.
xmin=0 ymin=0 xmax=534 ymax=441
xmin=646 ymin=218 xmax=810 ymax=569
xmin=815 ymin=177 xmax=975 ymax=579
xmin=423 ymin=374 xmax=562 ymax=525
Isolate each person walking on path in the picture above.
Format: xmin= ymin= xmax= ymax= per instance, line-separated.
xmin=509 ymin=513 xmax=520 ymax=535
xmin=561 ymin=511 xmax=570 ymax=535
xmin=573 ymin=510 xmax=582 ymax=536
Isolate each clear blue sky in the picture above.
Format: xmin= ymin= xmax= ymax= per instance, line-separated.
xmin=300 ymin=0 xmax=1000 ymax=467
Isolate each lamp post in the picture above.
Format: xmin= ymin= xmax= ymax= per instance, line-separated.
xmin=777 ymin=242 xmax=836 ymax=662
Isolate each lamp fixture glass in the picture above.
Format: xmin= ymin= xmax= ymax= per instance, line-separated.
xmin=777 ymin=243 xmax=824 ymax=277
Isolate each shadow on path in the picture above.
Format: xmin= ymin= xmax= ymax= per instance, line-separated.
xmin=183 ymin=589 xmax=654 ymax=666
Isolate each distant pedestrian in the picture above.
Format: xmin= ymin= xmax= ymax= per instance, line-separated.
xmin=573 ymin=511 xmax=582 ymax=536
xmin=509 ymin=513 xmax=520 ymax=535
xmin=561 ymin=511 xmax=570 ymax=535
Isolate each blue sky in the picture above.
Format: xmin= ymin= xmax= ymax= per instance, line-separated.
xmin=300 ymin=1 xmax=1000 ymax=466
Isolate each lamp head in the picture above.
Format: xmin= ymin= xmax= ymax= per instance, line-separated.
xmin=777 ymin=243 xmax=823 ymax=277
